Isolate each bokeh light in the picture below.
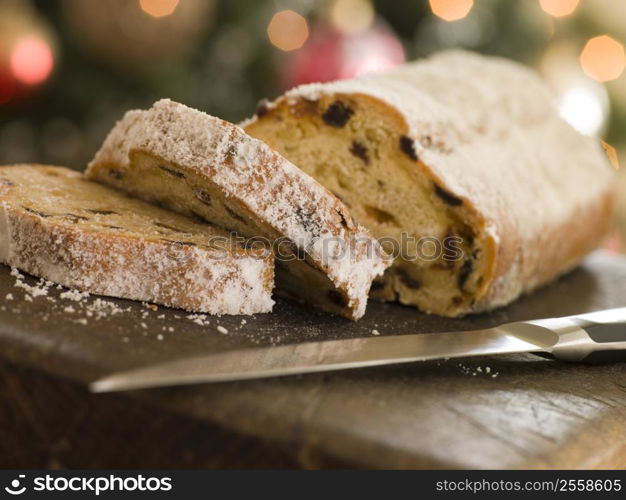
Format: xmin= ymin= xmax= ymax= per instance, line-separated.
xmin=138 ymin=0 xmax=179 ymax=18
xmin=338 ymin=27 xmax=405 ymax=79
xmin=330 ymin=0 xmax=375 ymax=35
xmin=10 ymin=36 xmax=54 ymax=86
xmin=538 ymin=0 xmax=580 ymax=18
xmin=267 ymin=10 xmax=309 ymax=52
xmin=559 ymin=87 xmax=605 ymax=136
xmin=580 ymin=35 xmax=626 ymax=82
xmin=601 ymin=140 xmax=620 ymax=169
xmin=429 ymin=0 xmax=474 ymax=22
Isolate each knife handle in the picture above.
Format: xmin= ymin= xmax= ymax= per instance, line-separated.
xmin=534 ymin=307 xmax=626 ymax=363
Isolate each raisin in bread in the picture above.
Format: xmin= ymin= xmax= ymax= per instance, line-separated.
xmin=0 ymin=165 xmax=274 ymax=315
xmin=244 ymin=50 xmax=616 ymax=317
xmin=86 ymin=99 xmax=391 ymax=320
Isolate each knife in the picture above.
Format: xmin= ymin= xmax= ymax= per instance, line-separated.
xmin=91 ymin=307 xmax=626 ymax=393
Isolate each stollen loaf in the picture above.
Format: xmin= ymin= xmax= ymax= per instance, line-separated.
xmin=244 ymin=50 xmax=615 ymax=316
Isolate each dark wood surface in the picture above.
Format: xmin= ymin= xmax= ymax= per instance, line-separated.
xmin=0 ymin=252 xmax=625 ymax=469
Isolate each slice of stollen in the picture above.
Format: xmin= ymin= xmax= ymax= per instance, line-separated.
xmin=0 ymin=164 xmax=274 ymax=315
xmin=86 ymin=99 xmax=392 ymax=320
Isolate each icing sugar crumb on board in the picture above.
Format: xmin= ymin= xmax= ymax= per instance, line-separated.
xmin=1 ymin=262 xmax=430 ymax=351
xmin=3 ymin=268 xmax=266 ymax=341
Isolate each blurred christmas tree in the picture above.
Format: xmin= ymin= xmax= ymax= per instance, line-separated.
xmin=0 ymin=0 xmax=624 ymax=175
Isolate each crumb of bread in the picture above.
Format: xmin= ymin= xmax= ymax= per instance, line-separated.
xmin=187 ymin=313 xmax=210 ymax=326
xmin=457 ymin=362 xmax=499 ymax=378
xmin=60 ymin=289 xmax=90 ymax=301
xmin=11 ymin=268 xmax=52 ymax=298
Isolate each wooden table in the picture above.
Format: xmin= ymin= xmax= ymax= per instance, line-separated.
xmin=0 ymin=252 xmax=625 ymax=469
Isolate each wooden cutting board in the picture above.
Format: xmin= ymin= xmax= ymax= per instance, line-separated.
xmin=0 ymin=252 xmax=625 ymax=469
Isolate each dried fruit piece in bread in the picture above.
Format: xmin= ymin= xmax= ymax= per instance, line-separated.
xmin=0 ymin=164 xmax=274 ymax=315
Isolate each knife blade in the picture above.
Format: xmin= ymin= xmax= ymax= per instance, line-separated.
xmin=91 ymin=307 xmax=626 ymax=393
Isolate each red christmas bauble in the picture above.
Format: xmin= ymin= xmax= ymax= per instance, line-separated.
xmin=282 ymin=20 xmax=405 ymax=89
xmin=0 ymin=2 xmax=57 ymax=105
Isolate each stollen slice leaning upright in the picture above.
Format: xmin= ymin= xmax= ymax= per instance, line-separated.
xmin=0 ymin=165 xmax=274 ymax=315
xmin=86 ymin=99 xmax=392 ymax=320
xmin=244 ymin=50 xmax=616 ymax=317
